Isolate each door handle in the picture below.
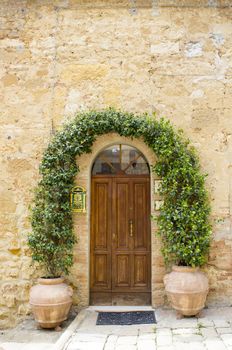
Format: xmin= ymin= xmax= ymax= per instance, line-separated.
xmin=129 ymin=220 xmax=133 ymax=237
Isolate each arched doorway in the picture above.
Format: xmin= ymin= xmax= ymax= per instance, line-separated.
xmin=90 ymin=144 xmax=151 ymax=305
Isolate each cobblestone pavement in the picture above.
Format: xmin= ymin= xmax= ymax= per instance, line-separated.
xmin=64 ymin=307 xmax=232 ymax=350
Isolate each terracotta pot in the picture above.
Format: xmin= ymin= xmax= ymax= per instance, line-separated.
xmin=164 ymin=265 xmax=209 ymax=316
xmin=29 ymin=277 xmax=73 ymax=328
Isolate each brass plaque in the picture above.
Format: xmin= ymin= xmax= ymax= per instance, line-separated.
xmin=70 ymin=186 xmax=86 ymax=213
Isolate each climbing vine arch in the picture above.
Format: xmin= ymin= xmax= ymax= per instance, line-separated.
xmin=29 ymin=109 xmax=211 ymax=277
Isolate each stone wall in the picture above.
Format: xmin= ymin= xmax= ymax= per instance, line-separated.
xmin=0 ymin=0 xmax=232 ymax=328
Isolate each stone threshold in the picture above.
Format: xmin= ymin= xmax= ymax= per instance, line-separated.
xmin=87 ymin=305 xmax=155 ymax=312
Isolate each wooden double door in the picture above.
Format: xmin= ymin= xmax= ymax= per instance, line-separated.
xmin=90 ymin=176 xmax=151 ymax=305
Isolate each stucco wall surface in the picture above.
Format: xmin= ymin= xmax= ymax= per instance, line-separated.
xmin=0 ymin=0 xmax=232 ymax=328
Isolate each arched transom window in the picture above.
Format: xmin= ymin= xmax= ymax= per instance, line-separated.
xmin=92 ymin=144 xmax=150 ymax=175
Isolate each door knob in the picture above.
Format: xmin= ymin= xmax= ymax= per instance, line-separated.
xmin=129 ymin=220 xmax=133 ymax=237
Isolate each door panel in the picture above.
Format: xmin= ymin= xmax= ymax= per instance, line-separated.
xmin=115 ymin=254 xmax=130 ymax=287
xmin=134 ymin=254 xmax=148 ymax=287
xmin=91 ymin=178 xmax=112 ymax=291
xmin=90 ymin=175 xmax=151 ymax=305
xmin=115 ymin=182 xmax=130 ymax=249
xmin=95 ymin=183 xmax=108 ymax=249
xmin=94 ymin=254 xmax=109 ymax=287
xmin=134 ymin=182 xmax=149 ymax=250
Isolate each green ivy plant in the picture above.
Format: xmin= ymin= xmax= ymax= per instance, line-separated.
xmin=28 ymin=109 xmax=212 ymax=277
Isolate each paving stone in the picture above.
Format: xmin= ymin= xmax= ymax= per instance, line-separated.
xmin=104 ymin=338 xmax=118 ymax=350
xmin=204 ymin=339 xmax=227 ymax=350
xmin=201 ymin=308 xmax=232 ymax=321
xmin=217 ymin=327 xmax=232 ymax=335
xmin=23 ymin=346 xmax=52 ymax=350
xmin=156 ymin=320 xmax=175 ymax=328
xmin=221 ymin=334 xmax=232 ymax=347
xmin=0 ymin=342 xmax=44 ymax=350
xmin=105 ymin=327 xmax=128 ymax=336
xmin=138 ymin=324 xmax=156 ymax=333
xmin=137 ymin=339 xmax=157 ymax=350
xmin=196 ymin=318 xmax=214 ymax=327
xmin=157 ymin=346 xmax=175 ymax=350
xmin=174 ymin=342 xmax=205 ymax=350
xmin=104 ymin=336 xmax=118 ymax=350
xmin=214 ymin=320 xmax=231 ymax=328
xmin=104 ymin=344 xmax=116 ymax=350
xmin=72 ymin=333 xmax=107 ymax=342
xmin=155 ymin=309 xmax=177 ymax=322
xmin=113 ymin=327 xmax=138 ymax=336
xmin=138 ymin=332 xmax=156 ymax=340
xmin=1 ymin=345 xmax=24 ymax=350
xmin=116 ymin=336 xmax=137 ymax=345
xmin=93 ymin=326 xmax=120 ymax=334
xmin=115 ymin=345 xmax=137 ymax=350
xmin=105 ymin=335 xmax=118 ymax=343
xmin=158 ymin=318 xmax=198 ymax=329
xmin=157 ymin=328 xmax=172 ymax=336
xmin=157 ymin=334 xmax=173 ymax=346
xmin=172 ymin=328 xmax=197 ymax=335
xmin=173 ymin=319 xmax=198 ymax=328
xmin=173 ymin=334 xmax=203 ymax=343
xmin=1 ymin=344 xmax=52 ymax=350
xmin=66 ymin=341 xmax=105 ymax=350
xmin=201 ymin=327 xmax=218 ymax=338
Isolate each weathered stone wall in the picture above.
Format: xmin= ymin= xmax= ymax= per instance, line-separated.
xmin=0 ymin=0 xmax=232 ymax=328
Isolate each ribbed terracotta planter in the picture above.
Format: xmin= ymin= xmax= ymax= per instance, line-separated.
xmin=30 ymin=277 xmax=73 ymax=329
xmin=164 ymin=266 xmax=209 ymax=316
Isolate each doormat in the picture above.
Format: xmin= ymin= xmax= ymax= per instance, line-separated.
xmin=96 ymin=311 xmax=156 ymax=325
